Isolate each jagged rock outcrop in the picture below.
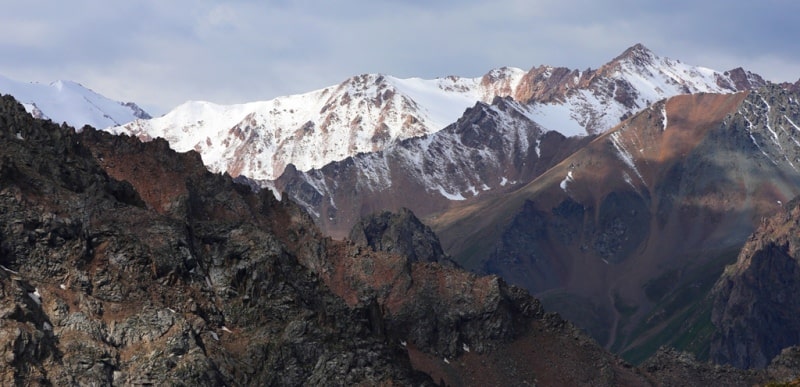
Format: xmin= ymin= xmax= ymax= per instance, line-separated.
xmin=316 ymin=234 xmax=651 ymax=386
xmin=640 ymin=347 xmax=763 ymax=386
xmin=711 ymin=197 xmax=800 ymax=369
xmin=349 ymin=208 xmax=450 ymax=265
xmin=640 ymin=346 xmax=800 ymax=386
xmin=780 ymin=79 xmax=800 ymax=93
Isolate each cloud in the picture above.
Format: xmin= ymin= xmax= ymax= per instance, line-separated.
xmin=1 ymin=0 xmax=798 ymax=115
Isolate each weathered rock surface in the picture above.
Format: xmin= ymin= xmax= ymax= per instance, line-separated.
xmin=349 ymin=207 xmax=451 ymax=265
xmin=712 ymin=197 xmax=800 ymax=369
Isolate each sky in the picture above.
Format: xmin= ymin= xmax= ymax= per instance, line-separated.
xmin=1 ymin=0 xmax=798 ymax=116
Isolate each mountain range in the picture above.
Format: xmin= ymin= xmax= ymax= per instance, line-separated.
xmin=108 ymin=44 xmax=764 ymax=182
xmin=4 ymin=42 xmax=800 ymax=382
xmin=6 ymin=91 xmax=800 ymax=385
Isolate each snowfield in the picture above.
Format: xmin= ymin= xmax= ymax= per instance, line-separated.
xmin=0 ymin=74 xmax=148 ymax=129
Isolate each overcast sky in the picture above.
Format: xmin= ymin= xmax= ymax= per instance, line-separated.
xmin=1 ymin=0 xmax=798 ymax=115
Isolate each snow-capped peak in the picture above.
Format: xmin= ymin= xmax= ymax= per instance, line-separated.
xmin=520 ymin=44 xmax=765 ymax=135
xmin=109 ymin=69 xmax=531 ymax=180
xmin=0 ymin=74 xmax=150 ymax=130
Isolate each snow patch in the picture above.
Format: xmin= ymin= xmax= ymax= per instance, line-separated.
xmin=28 ymin=288 xmax=41 ymax=305
xmin=560 ymin=170 xmax=574 ymax=192
xmin=622 ymin=172 xmax=636 ymax=190
xmin=609 ymin=131 xmax=645 ymax=185
xmin=531 ymin=102 xmax=586 ymax=136
xmin=437 ymin=186 xmax=466 ymax=201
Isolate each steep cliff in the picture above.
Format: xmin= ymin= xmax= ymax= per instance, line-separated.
xmin=712 ymin=197 xmax=800 ymax=369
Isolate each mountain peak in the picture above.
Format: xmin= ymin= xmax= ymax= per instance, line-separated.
xmin=612 ymin=43 xmax=657 ymax=65
xmin=0 ymin=74 xmax=150 ymax=129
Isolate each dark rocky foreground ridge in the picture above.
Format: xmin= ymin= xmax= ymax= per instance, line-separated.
xmin=0 ymin=93 xmax=799 ymax=386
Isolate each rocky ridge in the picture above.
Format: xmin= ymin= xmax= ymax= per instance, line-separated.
xmin=273 ymin=96 xmax=593 ymax=237
xmin=348 ymin=207 xmax=452 ymax=265
xmin=107 ymin=44 xmax=762 ymax=185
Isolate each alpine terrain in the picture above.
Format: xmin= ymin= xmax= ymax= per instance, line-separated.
xmin=0 ymin=74 xmax=150 ymax=129
xmin=9 ymin=93 xmax=800 ymax=385
xmin=4 ymin=40 xmax=800 ymax=384
xmin=429 ymin=85 xmax=800 ymax=364
xmin=109 ymin=44 xmax=763 ymax=184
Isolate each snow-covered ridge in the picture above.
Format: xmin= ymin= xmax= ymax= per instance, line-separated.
xmin=110 ymin=70 xmax=529 ymax=180
xmin=281 ymin=96 xmax=545 ymax=217
xmin=522 ymin=44 xmax=765 ymax=135
xmin=110 ymin=44 xmax=763 ymax=182
xmin=0 ymin=74 xmax=150 ymax=129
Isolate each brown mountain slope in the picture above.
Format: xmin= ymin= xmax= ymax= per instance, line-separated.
xmin=428 ymin=87 xmax=800 ymax=359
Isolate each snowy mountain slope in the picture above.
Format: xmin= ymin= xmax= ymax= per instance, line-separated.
xmin=260 ymin=45 xmax=770 ymax=237
xmin=110 ymin=70 xmax=529 ymax=180
xmin=0 ymin=74 xmax=150 ymax=129
xmin=272 ymin=97 xmax=593 ymax=237
xmin=109 ymin=44 xmax=764 ymax=182
xmin=512 ymin=44 xmax=766 ymax=135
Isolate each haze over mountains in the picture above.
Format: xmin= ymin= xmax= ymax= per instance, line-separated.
xmin=4 ymin=42 xmax=800 ymax=380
